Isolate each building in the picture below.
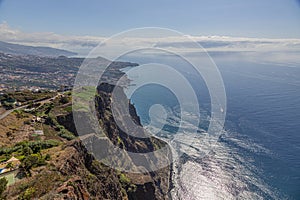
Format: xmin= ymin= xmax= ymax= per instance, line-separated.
xmin=34 ymin=130 xmax=44 ymax=135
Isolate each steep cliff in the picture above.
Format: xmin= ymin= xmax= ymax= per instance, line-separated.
xmin=94 ymin=83 xmax=172 ymax=199
xmin=61 ymin=83 xmax=172 ymax=199
xmin=1 ymin=83 xmax=171 ymax=199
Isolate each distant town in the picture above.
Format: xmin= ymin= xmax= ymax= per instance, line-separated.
xmin=0 ymin=53 xmax=81 ymax=91
xmin=0 ymin=52 xmax=137 ymax=92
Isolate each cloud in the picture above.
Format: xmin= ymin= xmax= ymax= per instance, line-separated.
xmin=0 ymin=22 xmax=104 ymax=55
xmin=0 ymin=22 xmax=300 ymax=64
xmin=154 ymin=35 xmax=300 ymax=53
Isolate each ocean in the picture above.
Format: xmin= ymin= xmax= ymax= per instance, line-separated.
xmin=120 ymin=52 xmax=300 ymax=199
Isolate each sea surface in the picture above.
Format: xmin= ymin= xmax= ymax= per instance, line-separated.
xmin=120 ymin=52 xmax=300 ymax=200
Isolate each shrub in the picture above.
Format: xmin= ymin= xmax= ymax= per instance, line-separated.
xmin=64 ymin=106 xmax=72 ymax=113
xmin=0 ymin=140 xmax=60 ymax=158
xmin=59 ymin=130 xmax=76 ymax=141
xmin=22 ymin=146 xmax=33 ymax=156
xmin=59 ymin=96 xmax=69 ymax=104
xmin=0 ymin=178 xmax=7 ymax=198
xmin=119 ymin=174 xmax=130 ymax=185
xmin=44 ymin=154 xmax=51 ymax=161
xmin=19 ymin=187 xmax=35 ymax=200
xmin=21 ymin=154 xmax=46 ymax=175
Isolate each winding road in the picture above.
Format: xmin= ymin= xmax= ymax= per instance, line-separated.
xmin=0 ymin=94 xmax=59 ymax=120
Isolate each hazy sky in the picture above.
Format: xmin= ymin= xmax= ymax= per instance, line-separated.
xmin=0 ymin=0 xmax=299 ymax=38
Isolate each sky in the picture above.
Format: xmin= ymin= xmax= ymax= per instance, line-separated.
xmin=0 ymin=0 xmax=299 ymax=38
xmin=0 ymin=0 xmax=299 ymax=63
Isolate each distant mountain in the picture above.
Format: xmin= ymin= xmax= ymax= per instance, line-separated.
xmin=0 ymin=41 xmax=77 ymax=57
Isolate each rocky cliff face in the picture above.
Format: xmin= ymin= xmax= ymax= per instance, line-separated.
xmin=93 ymin=83 xmax=172 ymax=199
xmin=52 ymin=83 xmax=172 ymax=199
xmin=3 ymin=82 xmax=171 ymax=199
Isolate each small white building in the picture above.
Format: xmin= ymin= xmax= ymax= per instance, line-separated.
xmin=34 ymin=130 xmax=44 ymax=135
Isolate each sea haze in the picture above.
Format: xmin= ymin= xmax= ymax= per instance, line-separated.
xmin=120 ymin=51 xmax=300 ymax=199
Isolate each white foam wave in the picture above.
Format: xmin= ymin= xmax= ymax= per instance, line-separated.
xmin=145 ymin=105 xmax=282 ymax=199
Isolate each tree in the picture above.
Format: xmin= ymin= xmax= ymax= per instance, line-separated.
xmin=31 ymin=143 xmax=41 ymax=154
xmin=44 ymin=154 xmax=51 ymax=161
xmin=21 ymin=154 xmax=46 ymax=176
xmin=21 ymin=154 xmax=38 ymax=176
xmin=22 ymin=146 xmax=33 ymax=156
xmin=0 ymin=177 xmax=8 ymax=198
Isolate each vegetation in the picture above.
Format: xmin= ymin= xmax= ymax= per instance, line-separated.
xmin=0 ymin=91 xmax=56 ymax=104
xmin=25 ymin=93 xmax=76 ymax=141
xmin=21 ymin=154 xmax=47 ymax=176
xmin=119 ymin=173 xmax=137 ymax=193
xmin=63 ymin=105 xmax=72 ymax=113
xmin=18 ymin=187 xmax=35 ymax=200
xmin=13 ymin=110 xmax=26 ymax=119
xmin=0 ymin=85 xmax=168 ymax=199
xmin=47 ymin=114 xmax=76 ymax=141
xmin=16 ymin=171 xmax=65 ymax=199
xmin=0 ymin=140 xmax=60 ymax=159
xmin=72 ymin=86 xmax=97 ymax=102
xmin=0 ymin=140 xmax=57 ymax=176
xmin=119 ymin=173 xmax=131 ymax=185
xmin=59 ymin=96 xmax=69 ymax=104
xmin=0 ymin=178 xmax=8 ymax=199
xmin=58 ymin=128 xmax=76 ymax=141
